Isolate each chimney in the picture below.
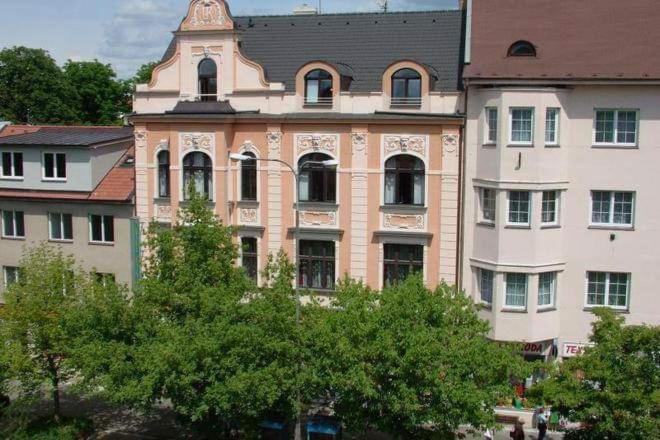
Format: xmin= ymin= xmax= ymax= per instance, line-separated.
xmin=293 ymin=4 xmax=318 ymax=15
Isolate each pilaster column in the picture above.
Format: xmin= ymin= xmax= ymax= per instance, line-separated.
xmin=267 ymin=131 xmax=283 ymax=256
xmin=350 ymin=131 xmax=369 ymax=282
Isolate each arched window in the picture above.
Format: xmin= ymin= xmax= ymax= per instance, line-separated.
xmin=157 ymin=150 xmax=170 ymax=198
xmin=508 ymin=41 xmax=536 ymax=57
xmin=304 ymin=69 xmax=333 ymax=105
xmin=183 ymin=152 xmax=213 ymax=200
xmin=384 ymin=155 xmax=425 ymax=206
xmin=298 ymin=153 xmax=336 ymax=203
xmin=241 ymin=152 xmax=257 ymax=201
xmin=198 ymin=58 xmax=217 ymax=102
xmin=391 ymin=68 xmax=422 ymax=107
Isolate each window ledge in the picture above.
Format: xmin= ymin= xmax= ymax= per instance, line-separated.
xmin=544 ymin=144 xmax=561 ymax=148
xmin=237 ymin=200 xmax=259 ymax=208
xmin=478 ymin=303 xmax=493 ymax=311
xmin=501 ymin=308 xmax=528 ymax=314
xmin=381 ymin=205 xmax=427 ymax=213
xmin=89 ymin=241 xmax=115 ymax=247
xmin=477 ymin=221 xmax=496 ymax=228
xmin=49 ymin=239 xmax=74 ymax=244
xmin=295 ymin=202 xmax=338 ymax=210
xmin=591 ymin=144 xmax=638 ymax=150
xmin=1 ymin=236 xmax=26 ymax=241
xmin=506 ymin=144 xmax=535 ymax=148
xmin=482 ymin=143 xmax=497 ymax=148
xmin=153 ymin=197 xmax=171 ymax=203
xmin=540 ymin=224 xmax=561 ymax=230
xmin=588 ymin=225 xmax=634 ymax=231
xmin=504 ymin=224 xmax=532 ymax=230
xmin=0 ymin=176 xmax=24 ymax=181
xmin=303 ymin=103 xmax=333 ymax=109
xmin=537 ymin=307 xmax=557 ymax=313
xmin=583 ymin=307 xmax=629 ymax=315
xmin=41 ymin=178 xmax=67 ymax=183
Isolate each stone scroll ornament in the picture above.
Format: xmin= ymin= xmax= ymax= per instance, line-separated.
xmin=296 ymin=134 xmax=339 ymax=156
xmin=383 ymin=135 xmax=427 ymax=155
xmin=180 ymin=133 xmax=214 ymax=152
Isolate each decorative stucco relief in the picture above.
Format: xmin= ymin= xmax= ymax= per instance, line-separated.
xmin=241 ymin=140 xmax=259 ymax=156
xmin=351 ymin=133 xmax=368 ymax=154
xmin=191 ymin=0 xmax=225 ymax=27
xmin=442 ymin=134 xmax=459 ymax=157
xmin=300 ymin=211 xmax=338 ymax=227
xmin=296 ymin=134 xmax=339 ymax=156
xmin=135 ymin=130 xmax=147 ymax=149
xmin=383 ymin=135 xmax=427 ymax=156
xmin=191 ymin=46 xmax=223 ymax=57
xmin=180 ymin=133 xmax=215 ymax=153
xmin=240 ymin=208 xmax=258 ymax=224
xmin=155 ymin=204 xmax=173 ymax=222
xmin=267 ymin=132 xmax=282 ymax=155
xmin=384 ymin=214 xmax=425 ymax=231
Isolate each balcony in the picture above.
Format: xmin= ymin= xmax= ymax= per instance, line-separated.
xmin=389 ymin=97 xmax=422 ymax=110
xmin=304 ymin=97 xmax=333 ymax=108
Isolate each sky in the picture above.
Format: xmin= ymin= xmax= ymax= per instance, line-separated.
xmin=0 ymin=0 xmax=457 ymax=78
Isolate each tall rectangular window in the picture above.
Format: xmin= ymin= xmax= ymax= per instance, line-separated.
xmin=299 ymin=240 xmax=335 ymax=290
xmin=383 ymin=244 xmax=424 ymax=286
xmin=3 ymin=266 xmax=20 ymax=288
xmin=89 ymin=215 xmax=114 ymax=243
xmin=94 ymin=273 xmax=116 ymax=287
xmin=49 ymin=213 xmax=73 ymax=241
xmin=479 ymin=268 xmax=494 ymax=304
xmin=587 ymin=272 xmax=630 ymax=309
xmin=594 ymin=110 xmax=638 ymax=146
xmin=591 ymin=191 xmax=634 ymax=227
xmin=2 ymin=210 xmax=25 ymax=238
xmin=485 ymin=107 xmax=498 ymax=144
xmin=541 ymin=191 xmax=559 ymax=225
xmin=505 ymin=273 xmax=528 ymax=308
xmin=538 ymin=272 xmax=557 ymax=308
xmin=509 ymin=108 xmax=534 ymax=145
xmin=479 ymin=188 xmax=496 ymax=224
xmin=1 ymin=152 xmax=23 ymax=178
xmin=241 ymin=237 xmax=258 ymax=282
xmin=545 ymin=108 xmax=560 ymax=146
xmin=508 ymin=191 xmax=531 ymax=225
xmin=43 ymin=153 xmax=66 ymax=180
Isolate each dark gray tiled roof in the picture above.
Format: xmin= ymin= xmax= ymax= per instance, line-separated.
xmin=0 ymin=127 xmax=134 ymax=147
xmin=162 ymin=10 xmax=464 ymax=93
xmin=166 ymin=100 xmax=238 ymax=114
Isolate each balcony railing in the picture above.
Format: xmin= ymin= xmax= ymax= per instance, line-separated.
xmin=390 ymin=97 xmax=423 ymax=109
xmin=304 ymin=97 xmax=333 ymax=108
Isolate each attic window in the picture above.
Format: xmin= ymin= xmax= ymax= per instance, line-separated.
xmin=508 ymin=41 xmax=536 ymax=57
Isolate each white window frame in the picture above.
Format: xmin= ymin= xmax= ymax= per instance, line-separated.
xmin=89 ymin=214 xmax=114 ymax=244
xmin=1 ymin=210 xmax=25 ymax=239
xmin=590 ymin=191 xmax=635 ymax=228
xmin=478 ymin=187 xmax=497 ymax=225
xmin=48 ymin=212 xmax=73 ymax=242
xmin=485 ymin=107 xmax=498 ymax=145
xmin=503 ymin=273 xmax=528 ymax=310
xmin=42 ymin=152 xmax=67 ymax=181
xmin=544 ymin=108 xmax=560 ymax=146
xmin=1 ymin=151 xmax=24 ymax=179
xmin=585 ymin=272 xmax=630 ymax=310
xmin=507 ymin=191 xmax=531 ymax=226
xmin=509 ymin=107 xmax=535 ymax=146
xmin=478 ymin=268 xmax=494 ymax=305
xmin=541 ymin=190 xmax=560 ymax=226
xmin=538 ymin=272 xmax=557 ymax=310
xmin=593 ymin=109 xmax=639 ymax=147
xmin=3 ymin=266 xmax=20 ymax=288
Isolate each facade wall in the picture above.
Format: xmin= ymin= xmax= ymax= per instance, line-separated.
xmin=462 ymin=84 xmax=660 ymax=354
xmin=0 ymin=200 xmax=136 ymax=298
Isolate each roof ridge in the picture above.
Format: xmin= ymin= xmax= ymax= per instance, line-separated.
xmin=234 ymin=9 xmax=460 ymax=20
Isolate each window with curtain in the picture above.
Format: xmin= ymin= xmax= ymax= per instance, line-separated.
xmin=241 ymin=152 xmax=257 ymax=201
xmin=384 ymin=155 xmax=425 ymax=206
xmin=383 ymin=244 xmax=424 ymax=286
xmin=241 ymin=237 xmax=258 ymax=282
xmin=304 ymin=69 xmax=333 ymax=105
xmin=198 ymin=58 xmax=217 ymax=102
xmin=157 ymin=151 xmax=170 ymax=198
xmin=505 ymin=273 xmax=528 ymax=308
xmin=298 ymin=153 xmax=336 ymax=203
xmin=298 ymin=240 xmax=335 ymax=290
xmin=183 ymin=152 xmax=213 ymax=200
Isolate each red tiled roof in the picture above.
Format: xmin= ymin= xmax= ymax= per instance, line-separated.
xmin=465 ymin=0 xmax=660 ymax=81
xmin=0 ymin=126 xmax=41 ymax=137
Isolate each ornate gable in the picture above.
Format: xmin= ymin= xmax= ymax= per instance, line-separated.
xmin=181 ymin=0 xmax=234 ymax=31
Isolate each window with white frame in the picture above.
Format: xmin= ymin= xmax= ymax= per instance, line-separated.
xmin=509 ymin=108 xmax=534 ymax=145
xmin=479 ymin=268 xmax=494 ymax=304
xmin=1 ymin=152 xmax=23 ymax=178
xmin=591 ymin=191 xmax=634 ymax=227
xmin=49 ymin=213 xmax=73 ymax=241
xmin=538 ymin=272 xmax=557 ymax=308
xmin=479 ymin=187 xmax=496 ymax=224
xmin=504 ymin=273 xmax=528 ymax=309
xmin=508 ymin=191 xmax=531 ymax=225
xmin=89 ymin=215 xmax=114 ymax=244
xmin=485 ymin=107 xmax=498 ymax=144
xmin=541 ymin=191 xmax=559 ymax=225
xmin=545 ymin=108 xmax=560 ymax=146
xmin=3 ymin=266 xmax=20 ymax=288
xmin=594 ymin=110 xmax=638 ymax=146
xmin=2 ymin=210 xmax=25 ymax=238
xmin=94 ymin=273 xmax=116 ymax=287
xmin=43 ymin=152 xmax=66 ymax=180
xmin=586 ymin=272 xmax=630 ymax=309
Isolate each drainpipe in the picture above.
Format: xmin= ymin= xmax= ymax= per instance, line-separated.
xmin=456 ymin=82 xmax=468 ymax=293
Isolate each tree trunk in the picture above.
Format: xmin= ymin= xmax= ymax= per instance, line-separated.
xmin=47 ymin=356 xmax=61 ymax=422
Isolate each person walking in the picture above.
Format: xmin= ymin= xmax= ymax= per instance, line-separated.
xmin=537 ymin=407 xmax=548 ymax=439
xmin=509 ymin=421 xmax=525 ymax=440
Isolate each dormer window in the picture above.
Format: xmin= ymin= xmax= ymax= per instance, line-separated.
xmin=508 ymin=41 xmax=536 ymax=57
xmin=391 ymin=68 xmax=422 ymax=108
xmin=198 ymin=58 xmax=217 ymax=102
xmin=305 ymin=69 xmax=333 ymax=106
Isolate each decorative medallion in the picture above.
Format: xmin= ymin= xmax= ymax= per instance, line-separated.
xmin=384 ymin=135 xmax=427 ymax=156
xmin=384 ymin=214 xmax=425 ymax=231
xmin=191 ymin=0 xmax=225 ymax=27
xmin=351 ymin=133 xmax=368 ymax=153
xmin=442 ymin=134 xmax=459 ymax=156
xmin=300 ymin=211 xmax=338 ymax=227
xmin=180 ymin=133 xmax=214 ymax=152
xmin=135 ymin=130 xmax=147 ymax=149
xmin=240 ymin=208 xmax=258 ymax=224
xmin=267 ymin=132 xmax=282 ymax=155
xmin=296 ymin=134 xmax=339 ymax=156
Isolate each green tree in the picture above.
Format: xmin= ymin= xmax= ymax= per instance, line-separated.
xmin=132 ymin=61 xmax=158 ymax=85
xmin=529 ymin=309 xmax=660 ymax=439
xmin=62 ymin=60 xmax=131 ymax=125
xmin=0 ymin=47 xmax=77 ymax=124
xmin=307 ymin=276 xmax=531 ymax=439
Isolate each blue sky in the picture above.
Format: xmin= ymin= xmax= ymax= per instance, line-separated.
xmin=0 ymin=0 xmax=457 ymax=78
